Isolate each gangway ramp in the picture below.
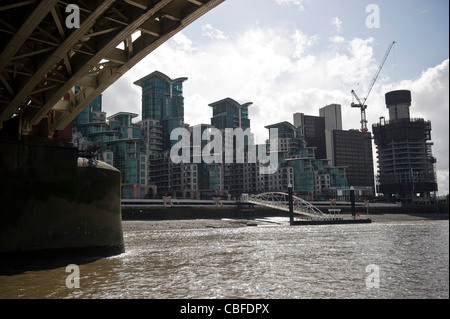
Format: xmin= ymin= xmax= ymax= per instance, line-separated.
xmin=241 ymin=192 xmax=326 ymax=220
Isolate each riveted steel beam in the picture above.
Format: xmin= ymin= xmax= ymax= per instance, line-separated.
xmin=53 ymin=0 xmax=225 ymax=133
xmin=0 ymin=0 xmax=225 ymax=135
xmin=0 ymin=0 xmax=117 ymax=130
xmin=0 ymin=0 xmax=58 ymax=72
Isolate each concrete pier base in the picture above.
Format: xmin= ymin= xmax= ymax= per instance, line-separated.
xmin=0 ymin=135 xmax=124 ymax=257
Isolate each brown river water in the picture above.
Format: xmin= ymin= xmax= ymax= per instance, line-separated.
xmin=0 ymin=218 xmax=448 ymax=300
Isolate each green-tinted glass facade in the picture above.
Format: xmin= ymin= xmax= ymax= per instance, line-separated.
xmin=135 ymin=71 xmax=187 ymax=153
xmin=72 ymin=86 xmax=104 ymax=127
xmin=163 ymin=118 xmax=184 ymax=150
xmin=289 ymin=159 xmax=315 ymax=191
xmin=71 ymin=90 xmax=148 ymax=198
xmin=264 ymin=120 xmax=348 ymax=199
xmin=135 ymin=72 xmax=185 ymax=121
xmin=210 ymin=98 xmax=251 ymax=130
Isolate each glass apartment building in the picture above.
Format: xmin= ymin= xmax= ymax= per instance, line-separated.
xmin=72 ymin=72 xmax=367 ymax=201
xmin=210 ymin=98 xmax=252 ymax=130
xmin=72 ymin=87 xmax=105 ymax=127
xmin=134 ymin=71 xmax=227 ymax=199
xmin=134 ymin=71 xmax=186 ymax=121
xmin=134 ymin=71 xmax=187 ymax=151
xmin=208 ymin=98 xmax=255 ymax=197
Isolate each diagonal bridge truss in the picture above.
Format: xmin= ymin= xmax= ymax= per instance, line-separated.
xmin=242 ymin=192 xmax=326 ymax=219
xmin=0 ymin=0 xmax=224 ymax=137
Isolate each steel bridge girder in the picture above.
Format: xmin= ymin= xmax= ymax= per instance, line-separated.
xmin=0 ymin=0 xmax=225 ymax=135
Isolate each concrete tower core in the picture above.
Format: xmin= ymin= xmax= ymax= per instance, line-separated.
xmin=385 ymin=89 xmax=411 ymax=121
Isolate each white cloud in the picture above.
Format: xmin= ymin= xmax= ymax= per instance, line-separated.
xmin=201 ymin=24 xmax=228 ymax=40
xmin=330 ymin=17 xmax=343 ymax=32
xmin=102 ymin=27 xmax=449 ymax=195
xmin=105 ymin=28 xmax=379 ymax=137
xmin=291 ymin=29 xmax=318 ymax=59
xmin=329 ymin=35 xmax=345 ymax=43
xmin=275 ymin=0 xmax=307 ymax=11
xmin=171 ymin=32 xmax=196 ymax=52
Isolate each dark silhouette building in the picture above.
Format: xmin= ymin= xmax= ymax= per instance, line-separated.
xmin=294 ymin=104 xmax=375 ymax=197
xmin=293 ymin=113 xmax=327 ymax=160
xmin=332 ymin=129 xmax=374 ymax=194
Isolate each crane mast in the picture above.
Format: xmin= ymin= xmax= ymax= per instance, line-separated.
xmin=351 ymin=41 xmax=396 ymax=136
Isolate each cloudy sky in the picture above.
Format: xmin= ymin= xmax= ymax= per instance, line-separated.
xmin=102 ymin=0 xmax=449 ymax=195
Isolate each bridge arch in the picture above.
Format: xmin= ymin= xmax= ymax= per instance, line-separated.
xmin=0 ymin=0 xmax=225 ymax=136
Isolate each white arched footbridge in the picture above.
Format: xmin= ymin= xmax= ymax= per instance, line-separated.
xmin=241 ymin=192 xmax=326 ymax=219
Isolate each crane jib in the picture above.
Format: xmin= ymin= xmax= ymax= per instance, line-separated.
xmin=350 ymin=41 xmax=396 ymax=134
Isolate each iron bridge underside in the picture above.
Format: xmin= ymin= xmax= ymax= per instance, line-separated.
xmin=0 ymin=0 xmax=224 ymax=137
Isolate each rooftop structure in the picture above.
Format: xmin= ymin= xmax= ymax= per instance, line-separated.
xmin=209 ymin=98 xmax=252 ymax=130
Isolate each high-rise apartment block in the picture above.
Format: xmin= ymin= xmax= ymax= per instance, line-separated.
xmin=372 ymin=90 xmax=437 ymax=203
xmin=209 ymin=98 xmax=256 ymax=197
xmin=72 ymin=71 xmax=363 ymax=200
xmin=72 ymin=75 xmax=438 ymax=203
xmin=134 ymin=71 xmax=186 ymax=152
xmin=134 ymin=71 xmax=206 ymax=198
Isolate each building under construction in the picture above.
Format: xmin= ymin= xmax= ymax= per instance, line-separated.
xmin=372 ymin=90 xmax=438 ymax=203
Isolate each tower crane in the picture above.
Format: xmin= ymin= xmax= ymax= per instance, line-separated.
xmin=351 ymin=41 xmax=396 ymax=136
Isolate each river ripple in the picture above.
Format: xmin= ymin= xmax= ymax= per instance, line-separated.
xmin=0 ymin=219 xmax=448 ymax=299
